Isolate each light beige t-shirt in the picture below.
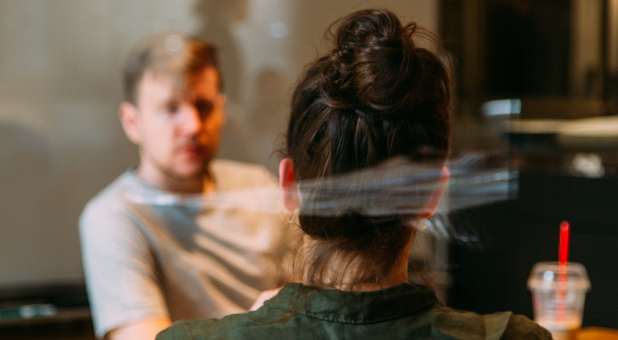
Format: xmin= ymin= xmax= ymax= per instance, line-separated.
xmin=80 ymin=160 xmax=290 ymax=338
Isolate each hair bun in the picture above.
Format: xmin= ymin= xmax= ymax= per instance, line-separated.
xmin=326 ymin=9 xmax=416 ymax=114
xmin=334 ymin=9 xmax=408 ymax=56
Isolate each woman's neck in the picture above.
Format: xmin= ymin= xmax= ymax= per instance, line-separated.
xmin=299 ymin=233 xmax=415 ymax=292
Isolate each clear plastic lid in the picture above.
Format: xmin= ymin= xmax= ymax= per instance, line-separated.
xmin=527 ymin=262 xmax=590 ymax=291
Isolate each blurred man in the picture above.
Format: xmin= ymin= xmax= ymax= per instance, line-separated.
xmin=80 ymin=33 xmax=288 ymax=340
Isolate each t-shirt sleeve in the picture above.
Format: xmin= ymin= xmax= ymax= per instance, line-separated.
xmin=80 ymin=200 xmax=169 ymax=338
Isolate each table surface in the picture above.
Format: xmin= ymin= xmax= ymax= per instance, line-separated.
xmin=578 ymin=327 xmax=618 ymax=339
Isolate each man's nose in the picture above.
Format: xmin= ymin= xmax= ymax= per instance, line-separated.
xmin=178 ymin=105 xmax=202 ymax=134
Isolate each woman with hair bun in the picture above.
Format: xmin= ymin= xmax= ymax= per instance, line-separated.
xmin=158 ymin=8 xmax=551 ymax=340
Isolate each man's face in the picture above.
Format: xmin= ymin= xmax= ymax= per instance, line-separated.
xmin=130 ymin=67 xmax=224 ymax=183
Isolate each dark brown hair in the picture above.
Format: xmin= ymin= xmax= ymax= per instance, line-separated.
xmin=285 ymin=9 xmax=451 ymax=287
xmin=123 ymin=33 xmax=222 ymax=104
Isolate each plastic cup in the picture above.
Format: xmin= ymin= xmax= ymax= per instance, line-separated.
xmin=528 ymin=262 xmax=590 ymax=340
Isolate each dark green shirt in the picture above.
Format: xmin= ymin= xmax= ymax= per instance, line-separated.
xmin=157 ymin=283 xmax=551 ymax=340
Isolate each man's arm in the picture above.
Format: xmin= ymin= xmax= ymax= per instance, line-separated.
xmin=249 ymin=287 xmax=282 ymax=311
xmin=80 ymin=200 xmax=170 ymax=339
xmin=106 ymin=317 xmax=171 ymax=340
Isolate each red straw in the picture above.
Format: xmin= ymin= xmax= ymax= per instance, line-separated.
xmin=559 ymin=221 xmax=570 ymax=265
xmin=557 ymin=221 xmax=570 ymax=320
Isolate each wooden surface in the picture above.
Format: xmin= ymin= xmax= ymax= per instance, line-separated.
xmin=578 ymin=327 xmax=618 ymax=340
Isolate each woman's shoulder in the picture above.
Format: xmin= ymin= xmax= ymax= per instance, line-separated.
xmin=158 ymin=317 xmax=254 ymax=340
xmin=430 ymin=305 xmax=552 ymax=340
xmin=156 ymin=310 xmax=284 ymax=340
xmin=156 ymin=304 xmax=552 ymax=340
xmin=156 ymin=319 xmax=216 ymax=340
xmin=500 ymin=313 xmax=553 ymax=340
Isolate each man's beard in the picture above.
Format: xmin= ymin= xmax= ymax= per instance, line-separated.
xmin=155 ymin=151 xmax=213 ymax=184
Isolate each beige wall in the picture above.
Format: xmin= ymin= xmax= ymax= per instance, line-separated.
xmin=0 ymin=0 xmax=437 ymax=286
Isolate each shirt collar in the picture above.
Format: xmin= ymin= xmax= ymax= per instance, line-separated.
xmin=263 ymin=283 xmax=437 ymax=324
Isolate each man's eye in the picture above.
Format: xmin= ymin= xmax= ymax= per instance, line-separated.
xmin=166 ymin=102 xmax=180 ymax=113
xmin=195 ymin=99 xmax=214 ymax=116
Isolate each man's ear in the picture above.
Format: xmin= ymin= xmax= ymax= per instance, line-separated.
xmin=279 ymin=158 xmax=299 ymax=212
xmin=420 ymin=165 xmax=450 ymax=218
xmin=119 ymin=102 xmax=142 ymax=145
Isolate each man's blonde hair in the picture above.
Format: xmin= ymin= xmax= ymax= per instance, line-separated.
xmin=123 ymin=33 xmax=221 ymax=104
